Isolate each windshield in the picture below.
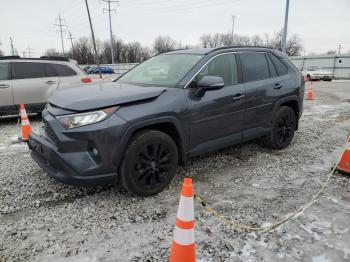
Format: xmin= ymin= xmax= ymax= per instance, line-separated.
xmin=117 ymin=54 xmax=203 ymax=87
xmin=307 ymin=66 xmax=322 ymax=71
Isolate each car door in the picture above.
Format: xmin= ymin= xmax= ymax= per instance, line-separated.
xmin=0 ymin=62 xmax=15 ymax=113
xmin=11 ymin=61 xmax=59 ymax=110
xmin=186 ymin=53 xmax=245 ymax=156
xmin=239 ymin=52 xmax=276 ymax=140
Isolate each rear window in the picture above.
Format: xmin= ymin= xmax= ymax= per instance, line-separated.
xmin=240 ymin=52 xmax=270 ymax=82
xmin=12 ymin=62 xmax=46 ymax=79
xmin=0 ymin=63 xmax=10 ymax=80
xmin=51 ymin=64 xmax=77 ymax=77
xmin=269 ymin=54 xmax=288 ymax=76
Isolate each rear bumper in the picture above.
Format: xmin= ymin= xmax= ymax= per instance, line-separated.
xmin=28 ymin=132 xmax=118 ymax=186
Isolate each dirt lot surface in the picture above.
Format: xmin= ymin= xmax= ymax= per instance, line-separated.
xmin=1 ymin=81 xmax=350 ymax=262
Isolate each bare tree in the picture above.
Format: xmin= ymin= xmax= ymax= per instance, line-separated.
xmin=44 ymin=48 xmax=61 ymax=57
xmin=326 ymin=50 xmax=337 ymax=55
xmin=153 ymin=36 xmax=176 ymax=54
xmin=199 ymin=34 xmax=212 ymax=48
xmin=71 ymin=37 xmax=95 ymax=64
xmin=198 ymin=30 xmax=303 ymax=56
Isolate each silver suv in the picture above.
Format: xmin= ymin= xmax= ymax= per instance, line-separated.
xmin=0 ymin=56 xmax=90 ymax=116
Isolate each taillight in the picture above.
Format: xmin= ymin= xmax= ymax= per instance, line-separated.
xmin=81 ymin=77 xmax=92 ymax=83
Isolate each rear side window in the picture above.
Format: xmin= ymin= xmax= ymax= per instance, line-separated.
xmin=12 ymin=62 xmax=46 ymax=79
xmin=240 ymin=52 xmax=270 ymax=82
xmin=0 ymin=63 xmax=10 ymax=80
xmin=51 ymin=64 xmax=77 ymax=77
xmin=269 ymin=54 xmax=288 ymax=76
xmin=45 ymin=63 xmax=58 ymax=77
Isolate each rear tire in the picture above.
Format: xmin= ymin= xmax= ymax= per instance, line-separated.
xmin=263 ymin=106 xmax=297 ymax=150
xmin=120 ymin=130 xmax=178 ymax=196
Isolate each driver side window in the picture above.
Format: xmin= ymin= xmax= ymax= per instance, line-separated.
xmin=189 ymin=53 xmax=238 ymax=88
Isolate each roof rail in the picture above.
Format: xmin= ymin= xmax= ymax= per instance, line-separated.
xmin=0 ymin=55 xmax=21 ymax=60
xmin=40 ymin=56 xmax=70 ymax=61
xmin=0 ymin=55 xmax=70 ymax=62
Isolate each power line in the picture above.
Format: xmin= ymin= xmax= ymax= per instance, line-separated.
xmin=24 ymin=46 xmax=34 ymax=58
xmin=100 ymin=0 xmax=119 ymax=64
xmin=118 ymin=0 xmax=243 ymax=16
xmin=67 ymin=31 xmax=75 ymax=54
xmin=54 ymin=13 xmax=68 ymax=56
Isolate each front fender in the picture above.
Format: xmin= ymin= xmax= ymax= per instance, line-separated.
xmin=113 ymin=116 xmax=187 ymax=168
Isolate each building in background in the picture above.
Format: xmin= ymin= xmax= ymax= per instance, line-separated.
xmin=290 ymin=54 xmax=350 ymax=79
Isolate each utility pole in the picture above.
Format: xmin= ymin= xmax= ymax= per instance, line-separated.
xmin=67 ymin=31 xmax=75 ymax=58
xmin=85 ymin=0 xmax=102 ymax=79
xmin=10 ymin=37 xmax=15 ymax=55
xmin=231 ymin=15 xmax=236 ymax=45
xmin=338 ymin=44 xmax=342 ymax=55
xmin=282 ymin=0 xmax=290 ymax=54
xmin=54 ymin=13 xmax=67 ymax=56
xmin=26 ymin=46 xmax=33 ymax=58
xmin=101 ymin=0 xmax=119 ymax=64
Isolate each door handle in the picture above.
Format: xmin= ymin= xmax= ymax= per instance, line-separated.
xmin=232 ymin=94 xmax=245 ymax=101
xmin=0 ymin=84 xmax=10 ymax=88
xmin=274 ymin=82 xmax=283 ymax=89
xmin=45 ymin=81 xmax=56 ymax=85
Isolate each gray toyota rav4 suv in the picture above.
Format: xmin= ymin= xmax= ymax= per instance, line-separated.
xmin=28 ymin=47 xmax=305 ymax=196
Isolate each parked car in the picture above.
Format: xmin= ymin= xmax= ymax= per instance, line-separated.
xmin=301 ymin=65 xmax=334 ymax=81
xmin=86 ymin=66 xmax=97 ymax=74
xmin=82 ymin=65 xmax=92 ymax=73
xmin=28 ymin=47 xmax=304 ymax=196
xmin=0 ymin=56 xmax=92 ymax=116
xmin=89 ymin=66 xmax=114 ymax=74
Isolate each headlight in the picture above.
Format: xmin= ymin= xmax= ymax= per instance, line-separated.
xmin=56 ymin=106 xmax=118 ymax=129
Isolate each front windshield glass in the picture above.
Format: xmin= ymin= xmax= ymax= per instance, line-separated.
xmin=308 ymin=66 xmax=322 ymax=71
xmin=117 ymin=54 xmax=203 ymax=87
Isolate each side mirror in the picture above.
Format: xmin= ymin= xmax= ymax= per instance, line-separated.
xmin=197 ymin=75 xmax=224 ymax=91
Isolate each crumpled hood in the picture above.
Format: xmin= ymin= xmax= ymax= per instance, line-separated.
xmin=48 ymin=82 xmax=167 ymax=111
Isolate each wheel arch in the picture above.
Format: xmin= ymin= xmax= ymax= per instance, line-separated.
xmin=273 ymin=96 xmax=300 ymax=130
xmin=115 ymin=116 xmax=187 ymax=168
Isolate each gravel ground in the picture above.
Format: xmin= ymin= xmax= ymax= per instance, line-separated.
xmin=1 ymin=81 xmax=350 ymax=262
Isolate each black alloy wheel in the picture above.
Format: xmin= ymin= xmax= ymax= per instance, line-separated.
xmin=276 ymin=111 xmax=296 ymax=147
xmin=120 ymin=130 xmax=178 ymax=196
xmin=263 ymin=106 xmax=297 ymax=149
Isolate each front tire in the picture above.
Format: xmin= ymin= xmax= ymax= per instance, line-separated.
xmin=263 ymin=106 xmax=297 ymax=149
xmin=120 ymin=130 xmax=178 ymax=196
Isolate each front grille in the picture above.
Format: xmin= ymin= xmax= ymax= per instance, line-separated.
xmin=44 ymin=122 xmax=59 ymax=144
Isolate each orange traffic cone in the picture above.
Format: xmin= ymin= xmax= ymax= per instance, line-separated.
xmin=336 ymin=136 xmax=350 ymax=175
xmin=306 ymin=84 xmax=314 ymax=100
xmin=19 ymin=104 xmax=32 ymax=142
xmin=169 ymin=178 xmax=196 ymax=262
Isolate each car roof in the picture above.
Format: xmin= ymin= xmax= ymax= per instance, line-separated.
xmin=164 ymin=46 xmax=287 ymax=58
xmin=0 ymin=56 xmax=73 ymax=63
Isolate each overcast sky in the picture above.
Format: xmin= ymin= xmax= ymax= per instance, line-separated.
xmin=0 ymin=0 xmax=349 ymax=56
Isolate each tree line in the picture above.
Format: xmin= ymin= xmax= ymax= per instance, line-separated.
xmin=43 ymin=30 xmax=304 ymax=64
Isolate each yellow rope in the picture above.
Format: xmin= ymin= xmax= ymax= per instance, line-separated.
xmin=195 ymin=138 xmax=347 ymax=232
